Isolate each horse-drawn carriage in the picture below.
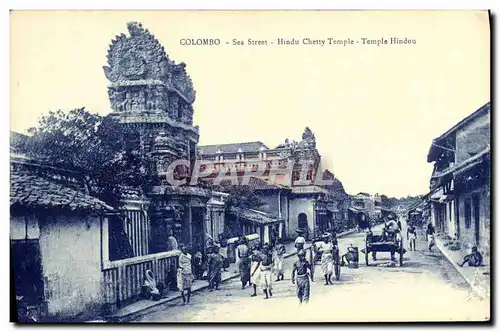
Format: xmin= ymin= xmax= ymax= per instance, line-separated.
xmin=362 ymin=228 xmax=406 ymax=267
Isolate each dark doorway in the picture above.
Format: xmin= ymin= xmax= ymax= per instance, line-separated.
xmin=108 ymin=215 xmax=134 ymax=260
xmin=11 ymin=239 xmax=45 ymax=321
xmin=455 ymin=199 xmax=460 ymax=239
xmin=298 ymin=213 xmax=308 ymax=230
xmin=472 ymin=195 xmax=481 ymax=245
xmin=192 ymin=207 xmax=206 ymax=253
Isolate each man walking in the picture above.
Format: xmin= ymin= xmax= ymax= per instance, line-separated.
xmin=259 ymin=244 xmax=274 ymax=299
xmin=274 ymin=240 xmax=286 ymax=281
xmin=407 ymin=223 xmax=417 ymax=251
xmin=426 ymin=223 xmax=436 ymax=252
xmin=292 ymin=250 xmax=314 ymax=304
xmin=177 ymin=245 xmax=195 ymax=305
xmin=237 ymin=237 xmax=251 ymax=289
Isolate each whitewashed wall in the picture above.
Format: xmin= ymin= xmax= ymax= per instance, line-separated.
xmin=38 ymin=214 xmax=104 ymax=318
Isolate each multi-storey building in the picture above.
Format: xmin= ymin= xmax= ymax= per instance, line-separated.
xmin=199 ymin=128 xmax=350 ymax=239
xmin=426 ymin=102 xmax=490 ymax=263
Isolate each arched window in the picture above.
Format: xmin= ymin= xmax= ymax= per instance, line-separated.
xmin=298 ymin=213 xmax=308 ymax=230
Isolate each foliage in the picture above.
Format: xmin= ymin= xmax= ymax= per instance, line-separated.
xmin=380 ymin=194 xmax=424 ymax=210
xmin=221 ymin=184 xmax=265 ymax=211
xmin=26 ymin=108 xmax=151 ymax=207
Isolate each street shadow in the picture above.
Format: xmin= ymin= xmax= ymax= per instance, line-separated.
xmin=393 ymin=261 xmax=423 ymax=269
xmin=332 ymin=273 xmax=358 ymax=285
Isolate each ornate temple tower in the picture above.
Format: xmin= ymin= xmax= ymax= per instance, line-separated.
xmin=104 ymin=22 xmax=198 ymax=176
xmin=103 ymin=22 xmax=209 ymax=252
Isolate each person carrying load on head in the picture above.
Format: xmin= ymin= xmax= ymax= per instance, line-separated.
xmin=295 ymin=233 xmax=306 ymax=252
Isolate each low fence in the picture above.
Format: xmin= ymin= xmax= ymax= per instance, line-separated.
xmin=102 ymin=250 xmax=180 ymax=308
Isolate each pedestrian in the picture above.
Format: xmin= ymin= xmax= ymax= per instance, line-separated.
xmin=177 ymin=245 xmax=195 ymax=305
xmin=250 ymin=248 xmax=262 ymax=297
xmin=292 ymin=249 xmax=314 ymax=304
xmin=207 ymin=246 xmax=223 ymax=291
xmin=166 ymin=232 xmax=178 ymax=251
xmin=458 ymin=246 xmax=483 ymax=267
xmin=320 ymin=235 xmax=334 ymax=285
xmin=193 ymin=247 xmax=204 ymax=280
xmin=259 ymin=244 xmax=274 ymax=299
xmin=407 ymin=223 xmax=417 ymax=251
xmin=237 ymin=236 xmax=251 ymax=289
xmin=426 ymin=223 xmax=436 ymax=252
xmin=295 ymin=233 xmax=306 ymax=252
xmin=274 ymin=240 xmax=286 ymax=281
xmin=219 ymin=238 xmax=229 ymax=272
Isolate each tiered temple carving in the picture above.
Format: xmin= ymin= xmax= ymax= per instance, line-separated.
xmin=103 ymin=22 xmax=209 ymax=253
xmin=104 ymin=21 xmax=196 ymax=121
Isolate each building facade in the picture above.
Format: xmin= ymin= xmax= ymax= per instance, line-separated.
xmin=426 ymin=102 xmax=490 ymax=264
xmin=10 ymin=22 xmax=231 ymax=320
xmin=198 ymin=127 xmax=351 ymax=240
xmin=10 ymin=142 xmax=115 ymax=321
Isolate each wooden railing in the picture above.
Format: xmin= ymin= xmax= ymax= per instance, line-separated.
xmin=102 ymin=250 xmax=180 ymax=308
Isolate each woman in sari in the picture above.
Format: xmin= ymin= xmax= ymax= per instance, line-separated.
xmin=320 ymin=235 xmax=335 ymax=285
xmin=207 ymin=246 xmax=223 ymax=291
xmin=177 ymin=245 xmax=195 ymax=305
xmin=142 ymin=270 xmax=163 ymax=301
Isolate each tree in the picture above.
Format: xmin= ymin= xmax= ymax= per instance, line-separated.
xmin=215 ymin=183 xmax=265 ymax=237
xmin=26 ymin=108 xmax=151 ymax=207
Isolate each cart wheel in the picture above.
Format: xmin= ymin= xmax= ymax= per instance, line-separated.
xmin=399 ymin=237 xmax=404 ymax=267
xmin=365 ymin=238 xmax=369 ymax=267
xmin=334 ymin=255 xmax=341 ymax=281
xmin=309 ymin=249 xmax=315 ymax=281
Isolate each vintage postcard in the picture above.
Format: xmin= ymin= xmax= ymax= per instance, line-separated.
xmin=10 ymin=10 xmax=491 ymax=323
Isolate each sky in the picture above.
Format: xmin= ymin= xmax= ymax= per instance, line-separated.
xmin=10 ymin=11 xmax=490 ymax=197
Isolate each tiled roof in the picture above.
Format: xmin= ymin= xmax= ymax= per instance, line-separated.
xmin=228 ymin=207 xmax=282 ymax=225
xmin=198 ymin=141 xmax=268 ymax=155
xmin=10 ymin=168 xmax=114 ymax=213
xmin=247 ymin=177 xmax=290 ymax=191
xmin=150 ymin=185 xmax=212 ymax=197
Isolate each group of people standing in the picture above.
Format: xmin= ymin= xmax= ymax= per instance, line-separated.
xmin=176 ymin=243 xmax=230 ymax=305
xmin=236 ymin=236 xmax=287 ymax=300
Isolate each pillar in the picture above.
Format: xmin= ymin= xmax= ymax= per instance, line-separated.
xmin=187 ymin=203 xmax=193 ymax=248
xmin=264 ymin=225 xmax=270 ymax=244
xmin=278 ymin=221 xmax=284 ymax=240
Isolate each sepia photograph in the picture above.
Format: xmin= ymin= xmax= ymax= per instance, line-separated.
xmin=9 ymin=10 xmax=491 ymax=323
